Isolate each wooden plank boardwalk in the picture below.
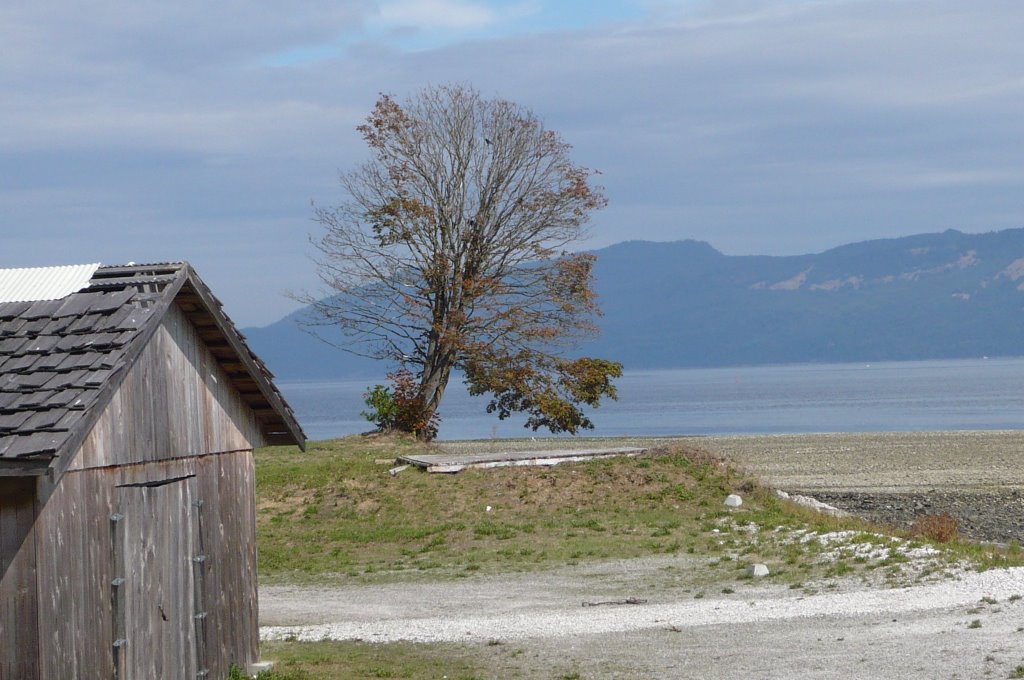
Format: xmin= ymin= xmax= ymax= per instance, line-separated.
xmin=397 ymin=447 xmax=648 ymax=473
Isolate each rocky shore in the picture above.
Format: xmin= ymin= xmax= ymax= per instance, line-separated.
xmin=809 ymin=489 xmax=1024 ymax=544
xmin=700 ymin=430 xmax=1024 ymax=545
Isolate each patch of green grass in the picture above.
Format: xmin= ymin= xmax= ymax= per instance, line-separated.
xmin=256 ymin=437 xmax=764 ymax=582
xmin=826 ymin=561 xmax=853 ymax=578
xmin=260 ymin=640 xmax=485 ymax=680
xmin=228 ymin=664 xmax=309 ymax=680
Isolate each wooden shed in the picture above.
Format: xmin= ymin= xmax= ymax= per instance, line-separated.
xmin=0 ymin=263 xmax=305 ymax=679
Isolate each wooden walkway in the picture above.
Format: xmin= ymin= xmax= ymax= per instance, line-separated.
xmin=397 ymin=447 xmax=647 ymax=473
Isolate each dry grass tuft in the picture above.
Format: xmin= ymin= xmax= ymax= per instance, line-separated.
xmin=911 ymin=512 xmax=959 ymax=543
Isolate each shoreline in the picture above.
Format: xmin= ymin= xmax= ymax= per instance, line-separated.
xmin=440 ymin=429 xmax=1024 ymax=491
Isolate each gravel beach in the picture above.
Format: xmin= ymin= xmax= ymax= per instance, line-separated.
xmin=699 ymin=430 xmax=1024 ymax=493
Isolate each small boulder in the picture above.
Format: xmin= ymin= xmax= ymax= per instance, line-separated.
xmin=724 ymin=494 xmax=743 ymax=508
xmin=748 ymin=563 xmax=770 ymax=577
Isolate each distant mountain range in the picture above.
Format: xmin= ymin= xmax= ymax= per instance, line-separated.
xmin=243 ymin=228 xmax=1024 ymax=379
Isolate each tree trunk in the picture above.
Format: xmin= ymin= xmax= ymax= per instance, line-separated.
xmin=417 ymin=342 xmax=455 ymax=439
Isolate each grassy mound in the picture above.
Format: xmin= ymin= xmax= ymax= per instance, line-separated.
xmin=257 ymin=436 xmax=1022 ymax=587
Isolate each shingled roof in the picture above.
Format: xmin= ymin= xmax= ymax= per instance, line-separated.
xmin=0 ymin=263 xmax=305 ymax=473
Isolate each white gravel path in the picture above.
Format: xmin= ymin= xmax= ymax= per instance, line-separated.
xmin=261 ymin=567 xmax=1024 ymax=644
xmin=260 ymin=563 xmax=1024 ymax=678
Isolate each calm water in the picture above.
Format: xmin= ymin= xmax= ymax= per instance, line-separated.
xmin=278 ymin=358 xmax=1024 ymax=442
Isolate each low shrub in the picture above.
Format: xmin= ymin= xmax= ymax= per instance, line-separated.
xmin=910 ymin=513 xmax=958 ymax=543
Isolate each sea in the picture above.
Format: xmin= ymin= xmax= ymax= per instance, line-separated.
xmin=277 ymin=357 xmax=1024 ymax=442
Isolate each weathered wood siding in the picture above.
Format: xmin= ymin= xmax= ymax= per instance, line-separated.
xmin=116 ymin=475 xmax=198 ymax=678
xmin=72 ymin=304 xmax=265 ymax=471
xmin=195 ymin=450 xmax=260 ymax=677
xmin=32 ymin=452 xmax=260 ymax=679
xmin=34 ymin=471 xmax=118 ymax=680
xmin=0 ymin=478 xmax=39 ymax=680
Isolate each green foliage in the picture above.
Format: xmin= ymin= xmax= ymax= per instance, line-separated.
xmin=465 ymin=355 xmax=623 ymax=434
xmin=359 ymin=371 xmax=441 ymax=440
xmin=360 ymin=385 xmax=397 ymax=432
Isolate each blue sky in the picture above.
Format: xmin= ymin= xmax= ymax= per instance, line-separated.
xmin=2 ymin=0 xmax=1023 ymax=326
xmin=270 ymin=0 xmax=657 ymax=60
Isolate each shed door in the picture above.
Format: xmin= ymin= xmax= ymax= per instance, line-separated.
xmin=115 ymin=476 xmax=198 ymax=680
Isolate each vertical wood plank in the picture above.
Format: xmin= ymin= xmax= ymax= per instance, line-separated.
xmin=118 ymin=477 xmax=197 ymax=679
xmin=0 ymin=478 xmax=39 ymax=680
xmin=30 ymin=453 xmax=261 ymax=680
xmin=194 ymin=450 xmax=260 ymax=679
xmin=35 ymin=470 xmax=117 ymax=680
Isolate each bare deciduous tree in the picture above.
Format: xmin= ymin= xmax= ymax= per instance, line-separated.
xmin=300 ymin=83 xmax=622 ymax=439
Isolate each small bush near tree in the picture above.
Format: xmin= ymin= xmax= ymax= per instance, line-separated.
xmin=361 ymin=370 xmax=441 ymax=440
xmin=389 ymin=368 xmax=441 ymax=441
xmin=361 ymin=384 xmax=397 ymax=432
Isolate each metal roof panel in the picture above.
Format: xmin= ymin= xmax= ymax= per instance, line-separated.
xmin=0 ymin=264 xmax=101 ymax=303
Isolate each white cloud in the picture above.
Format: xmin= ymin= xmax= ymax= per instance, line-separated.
xmin=0 ymin=2 xmax=374 ymax=72
xmin=376 ymin=0 xmax=499 ymax=30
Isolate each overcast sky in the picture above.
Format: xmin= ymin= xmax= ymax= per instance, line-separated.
xmin=3 ymin=0 xmax=1022 ymax=326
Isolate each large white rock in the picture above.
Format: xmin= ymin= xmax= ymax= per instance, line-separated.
xmin=724 ymin=494 xmax=743 ymax=508
xmin=775 ymin=488 xmax=849 ymax=517
xmin=748 ymin=563 xmax=770 ymax=577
